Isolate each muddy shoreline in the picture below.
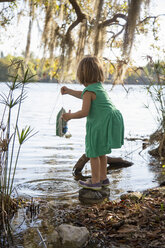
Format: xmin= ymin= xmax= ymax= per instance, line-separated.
xmin=1 ymin=184 xmax=164 ymax=248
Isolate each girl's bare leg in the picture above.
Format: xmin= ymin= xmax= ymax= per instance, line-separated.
xmin=90 ymin=157 xmax=100 ymax=184
xmin=99 ymin=155 xmax=107 ymax=181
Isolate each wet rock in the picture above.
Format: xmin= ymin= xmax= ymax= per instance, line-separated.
xmin=120 ymin=191 xmax=142 ymax=201
xmin=160 ymin=181 xmax=165 ymax=187
xmin=99 ymin=187 xmax=110 ymax=197
xmin=79 ymin=188 xmax=110 ymax=204
xmin=57 ymin=224 xmax=89 ymax=248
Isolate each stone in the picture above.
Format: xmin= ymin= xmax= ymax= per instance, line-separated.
xmin=120 ymin=191 xmax=143 ymax=201
xmin=47 ymin=229 xmax=61 ymax=247
xmin=99 ymin=187 xmax=110 ymax=198
xmin=57 ymin=224 xmax=89 ymax=248
xmin=79 ymin=188 xmax=110 ymax=204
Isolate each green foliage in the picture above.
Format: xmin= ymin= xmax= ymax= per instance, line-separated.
xmin=16 ymin=125 xmax=38 ymax=145
xmin=0 ymin=55 xmax=62 ymax=82
xmin=1 ymin=0 xmax=161 ymax=82
xmin=0 ymin=58 xmax=9 ymax=81
xmin=134 ymin=58 xmax=165 ymax=158
xmin=144 ymin=60 xmax=165 ymax=130
xmin=0 ymin=55 xmax=39 ymax=82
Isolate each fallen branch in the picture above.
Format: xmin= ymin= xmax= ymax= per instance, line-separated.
xmin=73 ymin=154 xmax=133 ymax=175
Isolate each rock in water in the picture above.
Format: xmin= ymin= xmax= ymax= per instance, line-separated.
xmin=79 ymin=188 xmax=110 ymax=204
xmin=57 ymin=224 xmax=89 ymax=248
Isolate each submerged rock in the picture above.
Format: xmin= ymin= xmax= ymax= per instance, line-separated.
xmin=79 ymin=187 xmax=110 ymax=204
xmin=57 ymin=224 xmax=89 ymax=248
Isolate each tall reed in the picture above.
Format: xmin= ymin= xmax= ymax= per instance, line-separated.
xmin=0 ymin=60 xmax=37 ymax=222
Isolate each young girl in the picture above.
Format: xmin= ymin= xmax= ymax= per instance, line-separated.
xmin=61 ymin=56 xmax=124 ymax=191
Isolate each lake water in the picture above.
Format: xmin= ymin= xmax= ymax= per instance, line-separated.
xmin=0 ymin=83 xmax=162 ymax=204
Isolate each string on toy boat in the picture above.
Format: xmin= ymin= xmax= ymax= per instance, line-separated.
xmin=49 ymin=86 xmax=71 ymax=138
xmin=49 ymin=90 xmax=61 ymax=125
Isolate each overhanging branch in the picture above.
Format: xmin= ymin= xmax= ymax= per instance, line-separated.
xmin=66 ymin=0 xmax=86 ymax=37
xmin=139 ymin=14 xmax=165 ymax=25
xmin=66 ymin=0 xmax=86 ymax=40
xmin=100 ymin=13 xmax=127 ymax=28
xmin=68 ymin=0 xmax=86 ymax=20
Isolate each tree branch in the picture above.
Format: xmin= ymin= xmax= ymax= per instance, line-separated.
xmin=139 ymin=14 xmax=165 ymax=25
xmin=0 ymin=0 xmax=16 ymax=2
xmin=66 ymin=19 xmax=81 ymax=37
xmin=100 ymin=13 xmax=127 ymax=28
xmin=66 ymin=0 xmax=86 ymax=38
xmin=68 ymin=0 xmax=86 ymax=20
xmin=109 ymin=26 xmax=125 ymax=46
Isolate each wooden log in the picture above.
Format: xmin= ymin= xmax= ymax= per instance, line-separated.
xmin=73 ymin=154 xmax=133 ymax=176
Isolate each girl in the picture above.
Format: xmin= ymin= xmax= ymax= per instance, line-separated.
xmin=61 ymin=56 xmax=124 ymax=191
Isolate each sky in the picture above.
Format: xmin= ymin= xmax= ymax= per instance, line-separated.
xmin=0 ymin=0 xmax=165 ymax=66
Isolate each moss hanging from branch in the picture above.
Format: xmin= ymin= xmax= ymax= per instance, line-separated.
xmin=36 ymin=0 xmax=153 ymax=83
xmin=123 ymin=0 xmax=143 ymax=59
xmin=113 ymin=0 xmax=144 ymax=85
xmin=48 ymin=20 xmax=59 ymax=61
xmin=59 ymin=0 xmax=87 ymax=80
xmin=76 ymin=19 xmax=87 ymax=63
xmin=25 ymin=0 xmax=35 ymax=63
xmin=42 ymin=3 xmax=53 ymax=57
xmin=113 ymin=60 xmax=127 ymax=85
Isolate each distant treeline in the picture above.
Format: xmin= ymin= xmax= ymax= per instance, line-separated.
xmin=0 ymin=55 xmax=164 ymax=84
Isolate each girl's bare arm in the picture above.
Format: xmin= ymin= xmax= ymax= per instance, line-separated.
xmin=61 ymin=86 xmax=82 ymax=99
xmin=62 ymin=91 xmax=92 ymax=121
xmin=67 ymin=89 xmax=82 ymax=99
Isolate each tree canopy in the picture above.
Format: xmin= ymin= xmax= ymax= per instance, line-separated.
xmin=0 ymin=0 xmax=164 ymax=83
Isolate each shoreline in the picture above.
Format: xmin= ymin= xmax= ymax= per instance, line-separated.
xmin=2 ymin=184 xmax=164 ymax=248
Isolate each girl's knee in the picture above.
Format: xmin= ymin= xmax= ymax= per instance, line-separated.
xmin=99 ymin=155 xmax=106 ymax=159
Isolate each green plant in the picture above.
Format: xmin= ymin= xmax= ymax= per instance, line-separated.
xmin=134 ymin=58 xmax=165 ymax=159
xmin=0 ymin=60 xmax=37 ymax=226
xmin=160 ymin=203 xmax=164 ymax=211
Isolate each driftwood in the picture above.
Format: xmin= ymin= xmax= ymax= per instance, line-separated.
xmin=73 ymin=154 xmax=133 ymax=176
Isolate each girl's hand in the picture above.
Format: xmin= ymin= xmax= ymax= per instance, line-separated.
xmin=62 ymin=110 xmax=71 ymax=121
xmin=61 ymin=86 xmax=69 ymax=95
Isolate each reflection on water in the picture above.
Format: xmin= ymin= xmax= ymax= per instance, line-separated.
xmin=0 ymin=83 xmax=162 ymax=204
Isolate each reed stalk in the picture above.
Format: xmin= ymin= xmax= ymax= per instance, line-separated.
xmin=0 ymin=60 xmax=36 ymax=222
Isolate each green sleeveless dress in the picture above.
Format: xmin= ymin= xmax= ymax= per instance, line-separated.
xmin=81 ymin=82 xmax=124 ymax=158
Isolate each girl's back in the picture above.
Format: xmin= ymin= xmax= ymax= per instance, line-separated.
xmin=82 ymin=82 xmax=117 ymax=122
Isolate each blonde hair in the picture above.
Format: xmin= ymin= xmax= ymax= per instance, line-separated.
xmin=76 ymin=56 xmax=104 ymax=85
